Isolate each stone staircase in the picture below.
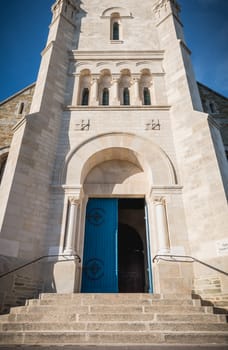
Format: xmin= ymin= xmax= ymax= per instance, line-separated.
xmin=0 ymin=293 xmax=227 ymax=349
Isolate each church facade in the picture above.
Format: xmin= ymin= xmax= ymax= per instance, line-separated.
xmin=0 ymin=0 xmax=228 ymax=311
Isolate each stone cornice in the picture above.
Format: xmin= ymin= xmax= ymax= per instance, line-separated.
xmin=150 ymin=185 xmax=183 ymax=196
xmin=69 ymin=51 xmax=165 ymax=61
xmin=51 ymin=184 xmax=83 ymax=195
xmin=65 ymin=105 xmax=171 ymax=112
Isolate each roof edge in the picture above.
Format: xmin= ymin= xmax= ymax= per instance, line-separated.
xmin=197 ymin=81 xmax=228 ymax=101
xmin=0 ymin=82 xmax=36 ymax=106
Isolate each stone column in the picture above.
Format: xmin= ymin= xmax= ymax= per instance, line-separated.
xmin=53 ymin=195 xmax=81 ymax=293
xmin=131 ymin=77 xmax=141 ymax=106
xmin=154 ymin=198 xmax=170 ymax=253
xmin=111 ymin=77 xmax=119 ymax=105
xmin=90 ymin=77 xmax=99 ymax=106
xmin=64 ymin=197 xmax=80 ymax=255
xmin=132 ymin=77 xmax=141 ymax=105
xmin=71 ymin=74 xmax=80 ymax=105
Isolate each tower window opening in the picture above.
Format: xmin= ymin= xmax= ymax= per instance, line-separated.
xmin=123 ymin=88 xmax=130 ymax=105
xmin=18 ymin=102 xmax=25 ymax=114
xmin=102 ymin=88 xmax=109 ymax=105
xmin=209 ymin=102 xmax=216 ymax=114
xmin=113 ymin=22 xmax=119 ymax=40
xmin=143 ymin=88 xmax=151 ymax=105
xmin=82 ymin=88 xmax=89 ymax=106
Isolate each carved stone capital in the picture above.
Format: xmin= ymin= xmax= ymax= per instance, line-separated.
xmin=132 ymin=76 xmax=140 ymax=84
xmin=91 ymin=76 xmax=99 ymax=83
xmin=111 ymin=78 xmax=119 ymax=85
xmin=69 ymin=196 xmax=80 ymax=206
xmin=153 ymin=197 xmax=165 ymax=206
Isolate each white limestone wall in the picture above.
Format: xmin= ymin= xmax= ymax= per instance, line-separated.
xmin=77 ymin=0 xmax=160 ymax=51
xmin=153 ymin=0 xmax=228 ymax=290
xmin=0 ymin=0 xmax=80 ymax=262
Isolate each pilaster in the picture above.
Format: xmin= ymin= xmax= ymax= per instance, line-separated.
xmin=153 ymin=0 xmax=202 ymax=110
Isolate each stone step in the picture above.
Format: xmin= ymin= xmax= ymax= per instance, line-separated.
xmin=0 ymin=321 xmax=227 ymax=332
xmin=27 ymin=297 xmax=199 ymax=306
xmin=0 ymin=346 xmax=228 ymax=350
xmin=1 ymin=346 xmax=228 ymax=350
xmin=0 ymin=331 xmax=227 ymax=345
xmin=0 ymin=293 xmax=227 ymax=348
xmin=39 ymin=293 xmax=192 ymax=300
xmin=9 ymin=304 xmax=213 ymax=315
xmin=1 ymin=312 xmax=225 ymax=323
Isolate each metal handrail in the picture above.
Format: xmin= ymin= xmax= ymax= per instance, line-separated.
xmin=153 ymin=254 xmax=228 ymax=276
xmin=0 ymin=253 xmax=81 ymax=279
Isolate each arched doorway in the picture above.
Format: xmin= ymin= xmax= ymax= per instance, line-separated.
xmin=62 ymin=133 xmax=177 ymax=293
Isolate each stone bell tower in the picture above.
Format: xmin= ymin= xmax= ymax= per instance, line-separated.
xmin=0 ymin=0 xmax=227 ymax=307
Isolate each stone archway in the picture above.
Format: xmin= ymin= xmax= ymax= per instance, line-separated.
xmin=62 ymin=132 xmax=177 ymax=188
xmin=60 ymin=133 xmax=178 ymax=293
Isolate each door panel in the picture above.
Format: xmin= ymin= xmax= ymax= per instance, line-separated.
xmin=81 ymin=198 xmax=118 ymax=292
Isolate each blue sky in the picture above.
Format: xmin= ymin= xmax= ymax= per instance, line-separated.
xmin=0 ymin=0 xmax=227 ymax=102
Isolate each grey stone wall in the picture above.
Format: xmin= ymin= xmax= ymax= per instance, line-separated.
xmin=0 ymin=84 xmax=35 ymax=149
xmin=198 ymin=82 xmax=228 ymax=157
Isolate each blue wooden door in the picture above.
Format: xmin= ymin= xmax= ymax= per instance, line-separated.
xmin=81 ymin=198 xmax=118 ymax=292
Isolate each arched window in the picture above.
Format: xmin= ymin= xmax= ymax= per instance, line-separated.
xmin=143 ymin=88 xmax=151 ymax=105
xmin=102 ymin=88 xmax=109 ymax=105
xmin=113 ymin=22 xmax=119 ymax=40
xmin=123 ymin=88 xmax=130 ymax=105
xmin=82 ymin=88 xmax=89 ymax=105
xmin=78 ymin=69 xmax=91 ymax=105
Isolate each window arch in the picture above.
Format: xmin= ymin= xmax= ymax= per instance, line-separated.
xmin=123 ymin=88 xmax=130 ymax=105
xmin=99 ymin=69 xmax=112 ymax=106
xmin=102 ymin=88 xmax=109 ymax=105
xmin=111 ymin=13 xmax=121 ymax=41
xmin=79 ymin=69 xmax=91 ymax=106
xmin=139 ymin=69 xmax=152 ymax=106
xmin=82 ymin=88 xmax=89 ymax=105
xmin=119 ymin=69 xmax=131 ymax=105
xmin=143 ymin=87 xmax=151 ymax=105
